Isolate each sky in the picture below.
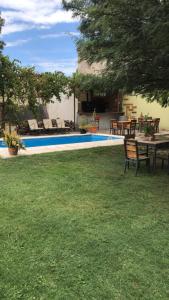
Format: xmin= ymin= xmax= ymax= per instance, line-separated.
xmin=0 ymin=0 xmax=79 ymax=75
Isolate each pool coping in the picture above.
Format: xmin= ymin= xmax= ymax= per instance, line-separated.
xmin=0 ymin=133 xmax=124 ymax=159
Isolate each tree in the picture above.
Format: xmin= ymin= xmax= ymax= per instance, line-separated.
xmin=0 ymin=13 xmax=4 ymax=52
xmin=68 ymin=72 xmax=116 ymax=97
xmin=37 ymin=71 xmax=69 ymax=103
xmin=0 ymin=15 xmax=71 ymax=128
xmin=0 ymin=56 xmax=37 ymax=127
xmin=0 ymin=55 xmax=70 ymax=128
xmin=63 ymin=0 xmax=169 ymax=106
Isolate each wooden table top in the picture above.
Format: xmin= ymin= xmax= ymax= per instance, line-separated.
xmin=118 ymin=120 xmax=132 ymax=123
xmin=136 ymin=138 xmax=169 ymax=145
xmin=110 ymin=119 xmax=133 ymax=123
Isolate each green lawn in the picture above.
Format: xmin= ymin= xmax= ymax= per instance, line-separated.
xmin=0 ymin=146 xmax=169 ymax=300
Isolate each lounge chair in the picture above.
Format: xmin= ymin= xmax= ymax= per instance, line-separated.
xmin=28 ymin=119 xmax=44 ymax=134
xmin=56 ymin=118 xmax=71 ymax=132
xmin=43 ymin=119 xmax=57 ymax=131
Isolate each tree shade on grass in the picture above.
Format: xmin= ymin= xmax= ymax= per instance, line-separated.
xmin=0 ymin=146 xmax=169 ymax=299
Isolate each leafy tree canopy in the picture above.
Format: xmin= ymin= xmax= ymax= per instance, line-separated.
xmin=0 ymin=13 xmax=5 ymax=52
xmin=0 ymin=55 xmax=70 ymax=126
xmin=38 ymin=71 xmax=69 ymax=103
xmin=63 ymin=0 xmax=169 ymax=106
xmin=68 ymin=71 xmax=117 ymax=97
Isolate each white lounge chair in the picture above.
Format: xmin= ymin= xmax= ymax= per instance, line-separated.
xmin=43 ymin=119 xmax=56 ymax=130
xmin=28 ymin=119 xmax=44 ymax=133
xmin=56 ymin=118 xmax=70 ymax=130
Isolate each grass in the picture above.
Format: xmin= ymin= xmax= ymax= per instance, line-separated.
xmin=0 ymin=146 xmax=169 ymax=300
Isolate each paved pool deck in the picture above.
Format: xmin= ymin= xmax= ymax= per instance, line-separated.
xmin=0 ymin=133 xmax=124 ymax=159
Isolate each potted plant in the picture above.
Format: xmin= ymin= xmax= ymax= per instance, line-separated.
xmin=87 ymin=123 xmax=97 ymax=133
xmin=3 ymin=131 xmax=25 ymax=155
xmin=86 ymin=109 xmax=98 ymax=133
xmin=143 ymin=124 xmax=155 ymax=141
xmin=79 ymin=121 xmax=88 ymax=134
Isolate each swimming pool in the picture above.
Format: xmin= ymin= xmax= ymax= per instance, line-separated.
xmin=0 ymin=134 xmax=122 ymax=148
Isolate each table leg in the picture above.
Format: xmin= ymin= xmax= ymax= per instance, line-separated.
xmin=122 ymin=124 xmax=124 ymax=135
xmin=153 ymin=146 xmax=157 ymax=171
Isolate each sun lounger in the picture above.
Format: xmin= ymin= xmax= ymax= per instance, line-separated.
xmin=28 ymin=119 xmax=44 ymax=134
xmin=43 ymin=119 xmax=56 ymax=131
xmin=43 ymin=118 xmax=71 ymax=133
xmin=56 ymin=119 xmax=71 ymax=131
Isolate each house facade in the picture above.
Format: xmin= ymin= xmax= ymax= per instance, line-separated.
xmin=78 ymin=60 xmax=169 ymax=131
xmin=123 ymin=95 xmax=169 ymax=131
xmin=77 ymin=60 xmax=123 ymax=130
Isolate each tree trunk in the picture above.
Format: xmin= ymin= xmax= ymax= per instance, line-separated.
xmin=1 ymin=99 xmax=5 ymax=130
xmin=73 ymin=89 xmax=76 ymax=131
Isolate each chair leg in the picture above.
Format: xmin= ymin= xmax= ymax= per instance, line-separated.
xmin=161 ymin=159 xmax=164 ymax=169
xmin=167 ymin=156 xmax=169 ymax=175
xmin=124 ymin=160 xmax=128 ymax=174
xmin=146 ymin=158 xmax=151 ymax=172
xmin=135 ymin=161 xmax=139 ymax=176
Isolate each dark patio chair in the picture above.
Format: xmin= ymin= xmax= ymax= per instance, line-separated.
xmin=138 ymin=118 xmax=144 ymax=132
xmin=156 ymin=149 xmax=169 ymax=174
xmin=124 ymin=139 xmax=150 ymax=176
xmin=124 ymin=120 xmax=137 ymax=135
xmin=154 ymin=118 xmax=160 ymax=133
xmin=110 ymin=120 xmax=122 ymax=135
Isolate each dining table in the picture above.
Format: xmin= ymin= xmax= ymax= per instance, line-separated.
xmin=136 ymin=138 xmax=169 ymax=170
xmin=110 ymin=119 xmax=133 ymax=135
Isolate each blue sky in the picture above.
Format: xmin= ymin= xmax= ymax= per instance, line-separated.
xmin=0 ymin=0 xmax=79 ymax=75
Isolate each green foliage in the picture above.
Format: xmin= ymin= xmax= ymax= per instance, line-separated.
xmin=68 ymin=71 xmax=117 ymax=97
xmin=3 ymin=131 xmax=25 ymax=149
xmin=63 ymin=0 xmax=169 ymax=106
xmin=37 ymin=71 xmax=69 ymax=102
xmin=79 ymin=119 xmax=88 ymax=127
xmin=0 ymin=14 xmax=5 ymax=52
xmin=0 ymin=56 xmax=37 ymax=126
xmin=143 ymin=124 xmax=155 ymax=137
xmin=0 ymin=55 xmax=70 ymax=126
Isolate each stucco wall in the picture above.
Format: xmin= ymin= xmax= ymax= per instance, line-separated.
xmin=46 ymin=94 xmax=78 ymax=122
xmin=78 ymin=60 xmax=106 ymax=75
xmin=123 ymin=95 xmax=169 ymax=130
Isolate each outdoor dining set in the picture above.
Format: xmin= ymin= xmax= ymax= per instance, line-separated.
xmin=109 ymin=117 xmax=160 ymax=136
xmin=124 ymin=137 xmax=169 ymax=175
xmin=110 ymin=116 xmax=169 ymax=175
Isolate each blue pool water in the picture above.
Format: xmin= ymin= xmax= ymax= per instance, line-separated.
xmin=0 ymin=134 xmax=122 ymax=148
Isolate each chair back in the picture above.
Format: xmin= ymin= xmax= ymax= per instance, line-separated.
xmin=124 ymin=139 xmax=138 ymax=159
xmin=153 ymin=118 xmax=160 ymax=132
xmin=123 ymin=121 xmax=131 ymax=129
xmin=154 ymin=118 xmax=160 ymax=126
xmin=28 ymin=119 xmax=39 ymax=130
xmin=124 ymin=134 xmax=135 ymax=140
xmin=130 ymin=119 xmax=137 ymax=130
xmin=56 ymin=118 xmax=65 ymax=128
xmin=43 ymin=119 xmax=53 ymax=129
xmin=111 ymin=120 xmax=118 ymax=129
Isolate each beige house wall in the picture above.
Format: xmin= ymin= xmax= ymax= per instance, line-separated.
xmin=46 ymin=94 xmax=78 ymax=122
xmin=123 ymin=95 xmax=169 ymax=130
xmin=78 ymin=60 xmax=106 ymax=75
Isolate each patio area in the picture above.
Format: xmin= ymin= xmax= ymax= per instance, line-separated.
xmin=0 ymin=146 xmax=169 ymax=299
